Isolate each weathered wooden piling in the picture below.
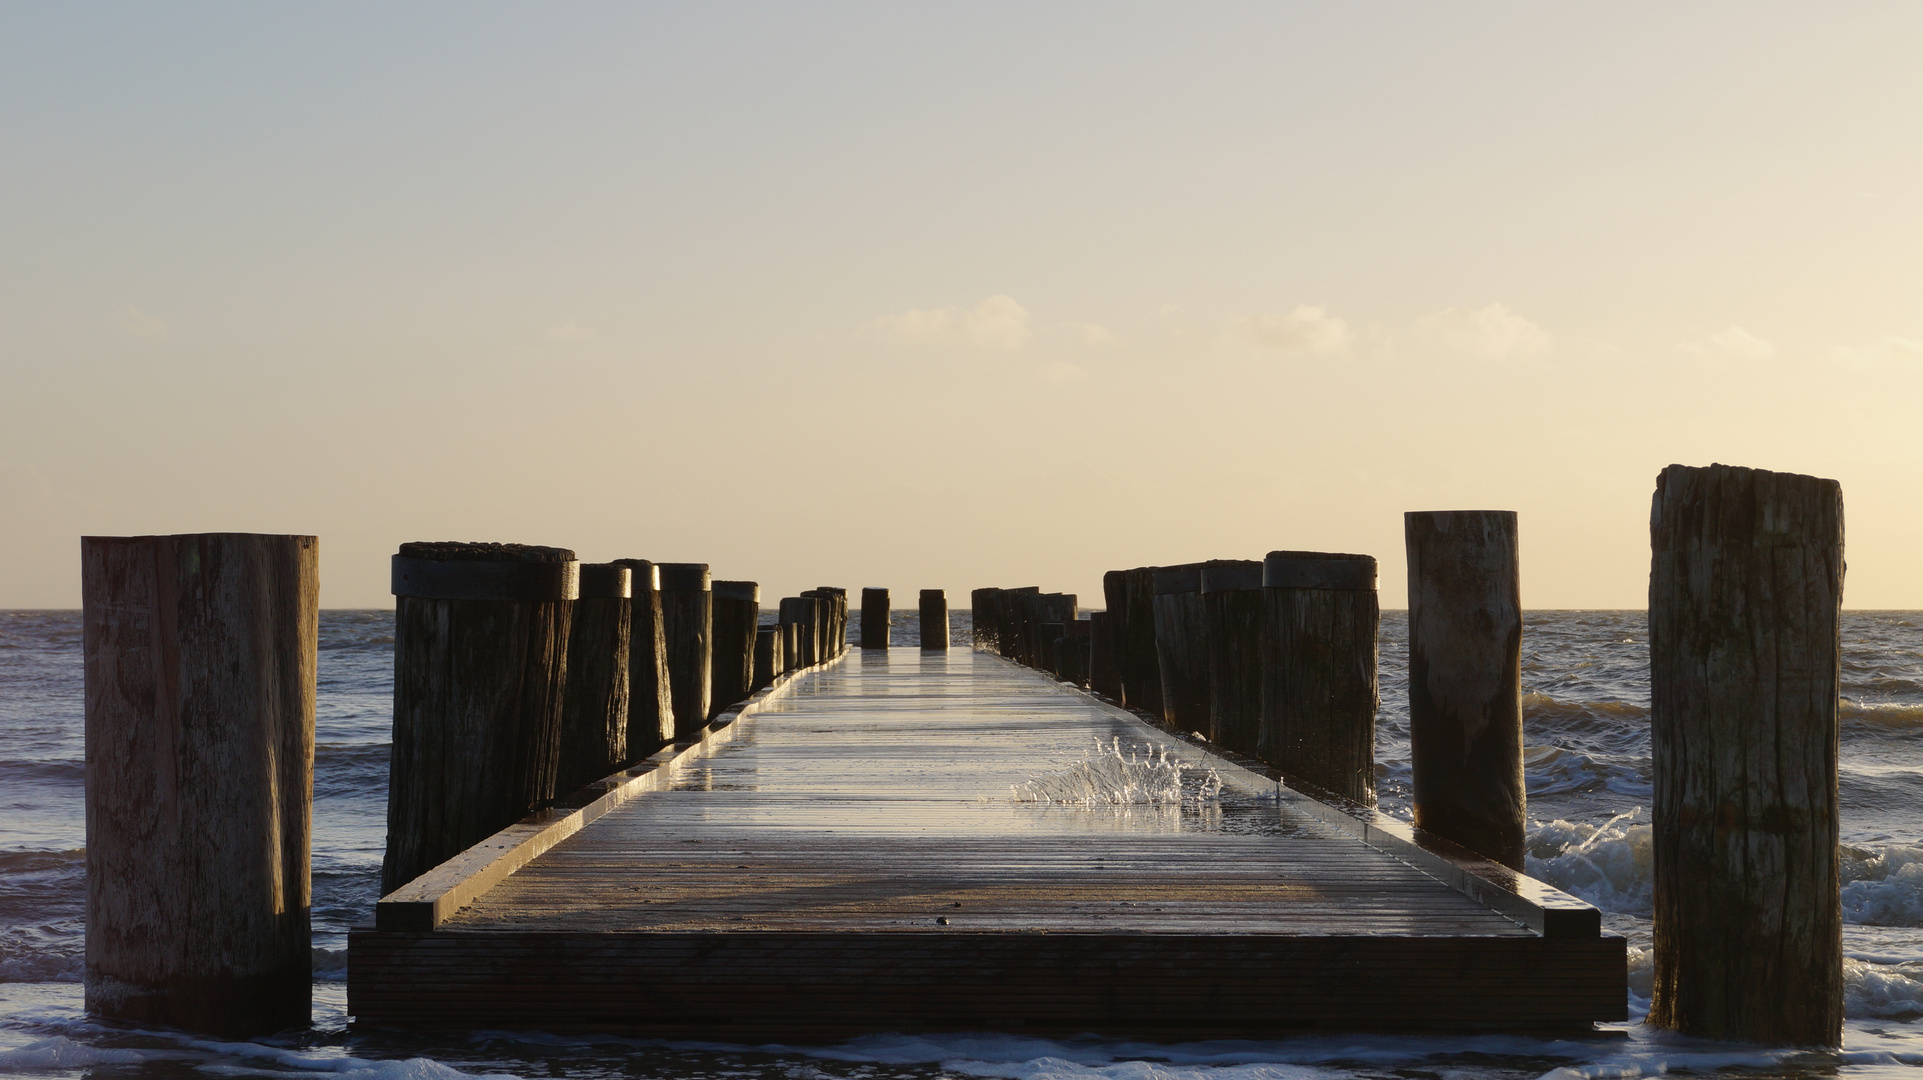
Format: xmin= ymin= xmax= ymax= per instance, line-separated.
xmin=83 ymin=532 xmax=318 ymax=1036
xmin=1258 ymin=551 xmax=1378 ymax=803
xmin=920 ymin=589 xmax=949 ymax=650
xmin=1647 ymin=463 xmax=1844 ymax=1046
xmin=612 ymin=559 xmax=674 ymax=759
xmin=1101 ymin=571 xmax=1129 ymax=705
xmin=1038 ymin=621 xmax=1064 ymax=675
xmin=1089 ymin=611 xmax=1121 ymax=698
xmin=1121 ymin=568 xmax=1164 ymax=717
xmin=1060 ymin=618 xmax=1092 ymax=686
xmin=384 ymin=543 xmax=577 ymax=894
xmin=1200 ymin=559 xmax=1263 ymax=757
xmin=814 ymin=587 xmax=848 ymax=657
xmin=971 ymin=587 xmax=1002 ymax=651
xmin=1405 ymin=512 xmax=1525 ymax=870
xmin=658 ymin=563 xmax=712 ymax=738
xmin=710 ymin=580 xmax=760 ymax=715
xmin=1000 ymin=586 xmax=1040 ymax=660
xmin=782 ymin=619 xmax=801 ymax=673
xmin=753 ymin=626 xmax=782 ymax=691
xmin=861 ymin=588 xmax=891 ymax=649
xmin=556 ymin=563 xmax=633 ymax=797
xmin=781 ymin=596 xmax=817 ymax=668
xmin=803 ymin=589 xmax=835 ymax=661
xmin=1152 ymin=564 xmax=1210 ymax=729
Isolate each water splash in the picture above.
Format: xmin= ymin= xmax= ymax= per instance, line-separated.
xmin=1013 ymin=737 xmax=1223 ymax=809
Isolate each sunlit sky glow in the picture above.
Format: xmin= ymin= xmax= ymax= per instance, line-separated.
xmin=3 ymin=4 xmax=1918 ymax=608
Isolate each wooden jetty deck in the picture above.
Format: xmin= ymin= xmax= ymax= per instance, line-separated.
xmin=349 ymin=648 xmax=1626 ymax=1039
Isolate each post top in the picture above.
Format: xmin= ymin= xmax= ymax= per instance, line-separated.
xmin=577 ymin=563 xmax=632 ymax=599
xmin=1262 ymin=550 xmax=1376 ymax=591
xmin=1199 ymin=559 xmax=1263 ymax=593
xmin=713 ymin=580 xmax=759 ymax=603
xmin=610 ymin=558 xmax=662 ymax=591
xmin=920 ymin=589 xmax=945 ymax=600
xmin=398 ymin=541 xmax=575 ymax=563
xmin=1153 ymin=563 xmax=1203 ymax=595
xmin=657 ymin=563 xmax=711 ymax=591
xmin=392 ymin=553 xmax=580 ymax=601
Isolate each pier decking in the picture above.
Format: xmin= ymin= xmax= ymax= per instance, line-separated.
xmin=349 ymin=648 xmax=1626 ymax=1038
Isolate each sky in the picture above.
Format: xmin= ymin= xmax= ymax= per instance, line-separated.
xmin=2 ymin=4 xmax=1918 ymax=609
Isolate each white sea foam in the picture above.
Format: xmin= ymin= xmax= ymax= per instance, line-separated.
xmin=1013 ymin=738 xmax=1222 ymax=808
xmin=1527 ymin=810 xmax=1653 ymax=916
xmin=0 ymin=1036 xmax=144 ymax=1071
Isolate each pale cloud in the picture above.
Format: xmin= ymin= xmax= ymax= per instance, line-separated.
xmin=1414 ymin=302 xmax=1549 ymax=360
xmin=547 ymin=321 xmax=596 ymax=342
xmin=1241 ymin=305 xmax=1352 ymax=354
xmin=113 ymin=307 xmax=170 ymax=339
xmin=1831 ymin=335 xmax=1923 ymax=368
xmin=862 ymin=295 xmax=1032 ymax=352
xmin=1676 ymin=325 xmax=1774 ymax=361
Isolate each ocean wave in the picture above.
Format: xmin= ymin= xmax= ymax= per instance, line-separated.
xmin=1843 ymin=700 xmax=1923 ymax=726
xmin=0 ymin=1036 xmax=146 ymax=1070
xmin=1526 ymin=810 xmax=1653 ymax=916
xmin=1842 ymin=843 xmax=1923 ymax=926
xmin=1522 ymin=746 xmax=1651 ymax=800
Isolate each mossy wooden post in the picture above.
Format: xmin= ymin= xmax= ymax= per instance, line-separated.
xmin=1405 ymin=511 xmax=1525 ymax=870
xmin=658 ymin=563 xmax=711 ymax=737
xmin=556 ymin=563 xmax=632 ymax=797
xmin=82 ymin=532 xmax=318 ymax=1036
xmin=1258 ymin=551 xmax=1378 ymax=803
xmin=383 ymin=543 xmax=577 ymax=893
xmin=920 ymin=589 xmax=949 ymax=650
xmin=1152 ymin=564 xmax=1210 ymax=729
xmin=1089 ymin=611 xmax=1121 ymax=698
xmin=1101 ymin=571 xmax=1129 ymax=705
xmin=861 ymin=588 xmax=891 ymax=649
xmin=612 ymin=560 xmax=673 ymax=760
xmin=1122 ymin=568 xmax=1164 ymax=718
xmin=710 ymin=580 xmax=760 ymax=715
xmin=1201 ymin=559 xmax=1263 ymax=757
xmin=753 ymin=627 xmax=782 ymax=691
xmin=971 ymin=588 xmax=1002 ymax=651
xmin=1648 ymin=463 xmax=1844 ymax=1046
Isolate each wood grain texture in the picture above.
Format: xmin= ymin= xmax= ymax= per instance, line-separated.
xmin=710 ymin=582 xmax=759 ymax=715
xmin=919 ymin=589 xmax=948 ymax=650
xmin=753 ymin=627 xmax=782 ymax=692
xmin=1404 ymin=512 xmax=1525 ymax=870
xmin=384 ymin=545 xmax=575 ymax=895
xmin=1152 ymin=565 xmax=1210 ymax=729
xmin=83 ymin=532 xmax=317 ymax=1036
xmin=1258 ymin=553 xmax=1379 ymax=805
xmin=1647 ymin=463 xmax=1844 ymax=1046
xmin=556 ymin=590 xmax=631 ymax=798
xmin=1121 ymin=568 xmax=1164 ymax=718
xmin=658 ymin=565 xmax=712 ymax=737
xmin=1203 ymin=582 xmax=1263 ymax=757
xmin=613 ymin=560 xmax=674 ymax=759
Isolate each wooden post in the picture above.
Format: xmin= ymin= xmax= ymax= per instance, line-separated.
xmin=1039 ymin=621 xmax=1065 ymax=675
xmin=1001 ymin=586 xmax=1039 ymax=660
xmin=861 ymin=588 xmax=890 ymax=649
xmin=1258 ymin=551 xmax=1378 ymax=803
xmin=612 ymin=559 xmax=674 ymax=759
xmin=1152 ymin=564 xmax=1210 ymax=729
xmin=1405 ymin=511 xmax=1525 ymax=869
xmin=382 ymin=543 xmax=576 ymax=894
xmin=1089 ymin=611 xmax=1121 ymax=698
xmin=971 ymin=587 xmax=1002 ymax=651
xmin=1060 ymin=618 xmax=1092 ymax=686
xmin=781 ymin=596 xmax=816 ymax=668
xmin=82 ymin=532 xmax=317 ymax=1036
xmin=556 ymin=563 xmax=632 ymax=797
xmin=753 ymin=626 xmax=782 ymax=691
xmin=814 ymin=587 xmax=848 ymax=657
xmin=802 ymin=589 xmax=832 ymax=663
xmin=1200 ymin=559 xmax=1263 ymax=757
xmin=782 ymin=619 xmax=801 ymax=673
xmin=1121 ymin=568 xmax=1164 ymax=718
xmin=657 ymin=563 xmax=712 ymax=737
xmin=1648 ymin=463 xmax=1844 ymax=1046
xmin=710 ymin=580 xmax=760 ymax=715
xmin=1101 ymin=571 xmax=1129 ymax=705
xmin=920 ymin=589 xmax=949 ymax=650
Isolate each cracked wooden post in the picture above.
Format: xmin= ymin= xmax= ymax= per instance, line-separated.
xmin=861 ymin=588 xmax=891 ymax=650
xmin=1258 ymin=551 xmax=1378 ymax=803
xmin=1201 ymin=559 xmax=1263 ymax=758
xmin=710 ymin=580 xmax=760 ymax=715
xmin=1648 ymin=463 xmax=1844 ymax=1046
xmin=920 ymin=589 xmax=949 ymax=651
xmin=1405 ymin=511 xmax=1525 ymax=870
xmin=83 ymin=532 xmax=318 ymax=1036
xmin=556 ymin=563 xmax=632 ymax=796
xmin=658 ymin=563 xmax=712 ymax=737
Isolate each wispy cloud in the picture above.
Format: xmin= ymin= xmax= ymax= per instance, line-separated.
xmin=113 ymin=307 xmax=170 ymax=339
xmin=1676 ymin=325 xmax=1774 ymax=362
xmin=862 ymin=295 xmax=1032 ymax=352
xmin=1240 ymin=305 xmax=1351 ymax=354
xmin=1413 ymin=303 xmax=1548 ymax=360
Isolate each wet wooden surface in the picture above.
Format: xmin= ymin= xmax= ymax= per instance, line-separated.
xmin=444 ymin=648 xmax=1530 ymax=936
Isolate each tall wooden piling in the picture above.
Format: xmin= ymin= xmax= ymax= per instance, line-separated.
xmin=920 ymin=589 xmax=949 ymax=650
xmin=83 ymin=532 xmax=318 ymax=1036
xmin=383 ymin=543 xmax=577 ymax=893
xmin=612 ymin=559 xmax=674 ymax=758
xmin=658 ymin=563 xmax=712 ymax=738
xmin=1647 ymin=463 xmax=1844 ymax=1046
xmin=780 ymin=596 xmax=816 ymax=668
xmin=1152 ymin=564 xmax=1210 ymax=729
xmin=710 ymin=580 xmax=760 ymax=715
xmin=1089 ymin=611 xmax=1121 ymax=698
xmin=556 ymin=563 xmax=632 ymax=796
xmin=971 ymin=588 xmax=1002 ymax=651
xmin=753 ymin=626 xmax=782 ymax=691
xmin=814 ymin=587 xmax=848 ymax=657
xmin=1060 ymin=618 xmax=1092 ymax=686
xmin=782 ymin=619 xmax=801 ymax=673
xmin=861 ymin=588 xmax=891 ymax=649
xmin=1000 ymin=586 xmax=1040 ymax=660
xmin=1258 ymin=551 xmax=1378 ymax=803
xmin=1405 ymin=511 xmax=1525 ymax=870
xmin=1201 ymin=559 xmax=1263 ymax=757
xmin=1039 ymin=621 xmax=1065 ymax=675
xmin=1121 ymin=568 xmax=1164 ymax=718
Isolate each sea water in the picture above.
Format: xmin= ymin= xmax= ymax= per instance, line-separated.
xmin=4 ymin=609 xmax=1923 ymax=1080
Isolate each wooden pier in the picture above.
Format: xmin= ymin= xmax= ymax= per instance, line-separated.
xmin=349 ymin=647 xmax=1626 ymax=1039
